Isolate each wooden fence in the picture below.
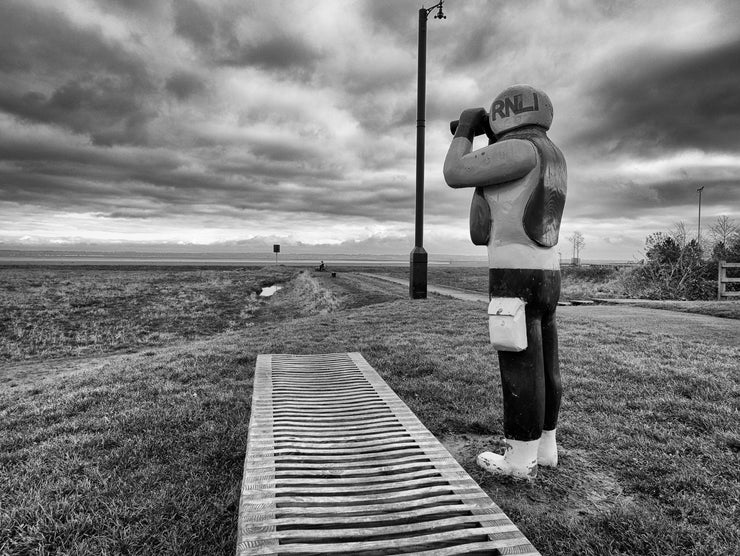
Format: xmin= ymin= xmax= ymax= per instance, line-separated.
xmin=718 ymin=261 xmax=740 ymax=300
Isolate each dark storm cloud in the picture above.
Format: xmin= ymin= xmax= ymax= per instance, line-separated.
xmin=0 ymin=134 xmax=182 ymax=173
xmin=226 ymin=177 xmax=413 ymax=221
xmin=173 ymin=0 xmax=215 ymax=47
xmin=1 ymin=159 xmax=218 ymax=215
xmin=247 ymin=140 xmax=321 ymax=163
xmin=345 ymin=94 xmax=416 ymax=134
xmin=0 ymin=2 xmax=150 ymax=79
xmin=104 ymin=0 xmax=157 ymax=12
xmin=439 ymin=19 xmax=516 ymax=72
xmin=191 ymin=128 xmax=338 ymax=174
xmin=575 ymin=38 xmax=740 ymax=155
xmin=0 ymin=77 xmax=155 ymax=146
xmin=101 ymin=0 xmax=168 ymax=19
xmin=362 ymin=0 xmax=416 ymax=41
xmin=0 ymin=126 xmax=360 ymax=220
xmin=0 ymin=133 xmax=202 ymax=214
xmin=224 ymin=34 xmax=320 ymax=71
xmin=572 ymin=176 xmax=740 ymax=219
xmin=213 ymin=157 xmax=343 ymax=183
xmin=0 ymin=1 xmax=156 ymax=145
xmin=106 ymin=209 xmax=165 ymax=219
xmin=3 ymin=153 xmax=410 ymax=222
xmin=165 ymin=71 xmax=207 ymax=100
xmin=182 ymin=3 xmax=322 ymax=72
xmin=0 ymin=168 xmax=117 ymax=207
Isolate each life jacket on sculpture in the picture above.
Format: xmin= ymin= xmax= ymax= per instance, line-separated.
xmin=514 ymin=128 xmax=567 ymax=247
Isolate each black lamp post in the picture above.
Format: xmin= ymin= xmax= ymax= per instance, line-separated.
xmin=697 ymin=185 xmax=704 ymax=244
xmin=410 ymin=1 xmax=446 ymax=299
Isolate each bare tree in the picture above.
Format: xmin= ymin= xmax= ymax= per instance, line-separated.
xmin=709 ymin=215 xmax=738 ymax=246
xmin=569 ymin=231 xmax=585 ymax=264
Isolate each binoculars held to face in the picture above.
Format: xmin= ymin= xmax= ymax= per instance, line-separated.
xmin=449 ymin=112 xmax=494 ymax=138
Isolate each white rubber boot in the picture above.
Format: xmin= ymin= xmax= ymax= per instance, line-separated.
xmin=477 ymin=439 xmax=538 ymax=480
xmin=538 ymin=429 xmax=558 ymax=468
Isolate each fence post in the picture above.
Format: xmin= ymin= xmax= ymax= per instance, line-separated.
xmin=717 ymin=260 xmax=740 ymax=301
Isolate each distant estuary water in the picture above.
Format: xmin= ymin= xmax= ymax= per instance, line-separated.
xmin=0 ymin=252 xmax=633 ymax=267
xmin=259 ymin=285 xmax=282 ymax=297
xmin=0 ymin=253 xmax=476 ymax=266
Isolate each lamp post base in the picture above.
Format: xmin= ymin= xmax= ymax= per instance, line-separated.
xmin=409 ymin=246 xmax=428 ymax=299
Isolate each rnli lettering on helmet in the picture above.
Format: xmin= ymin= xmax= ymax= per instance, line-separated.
xmin=491 ymin=93 xmax=539 ymax=121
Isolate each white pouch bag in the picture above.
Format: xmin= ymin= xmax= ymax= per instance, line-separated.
xmin=488 ymin=297 xmax=527 ymax=352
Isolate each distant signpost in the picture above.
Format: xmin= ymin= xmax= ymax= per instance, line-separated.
xmin=273 ymin=244 xmax=280 ymax=265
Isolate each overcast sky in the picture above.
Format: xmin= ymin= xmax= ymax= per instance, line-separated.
xmin=1 ymin=0 xmax=739 ymax=260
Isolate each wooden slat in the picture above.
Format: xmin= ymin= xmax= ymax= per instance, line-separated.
xmin=246 ymin=520 xmax=521 ymax=544
xmin=237 ymin=352 xmax=540 ymax=555
xmin=246 ymin=503 xmax=507 ymax=527
xmin=242 ymin=492 xmax=503 ymax=517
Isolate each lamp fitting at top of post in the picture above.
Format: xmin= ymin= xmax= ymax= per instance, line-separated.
xmin=430 ymin=2 xmax=446 ymax=19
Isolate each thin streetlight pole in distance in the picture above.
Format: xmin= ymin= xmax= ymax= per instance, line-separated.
xmin=697 ymin=185 xmax=704 ymax=244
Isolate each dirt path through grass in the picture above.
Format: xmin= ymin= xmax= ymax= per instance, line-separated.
xmin=357 ymin=272 xmax=488 ymax=302
xmin=1 ymin=349 xmax=160 ymax=391
xmin=361 ymin=271 xmax=740 ymax=347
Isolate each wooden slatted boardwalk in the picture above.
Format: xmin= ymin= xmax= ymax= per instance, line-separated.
xmin=237 ymin=352 xmax=540 ymax=555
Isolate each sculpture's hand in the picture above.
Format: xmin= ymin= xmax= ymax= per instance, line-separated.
xmin=459 ymin=107 xmax=487 ymax=127
xmin=454 ymin=107 xmax=488 ymax=141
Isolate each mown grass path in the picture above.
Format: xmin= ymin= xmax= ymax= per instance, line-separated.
xmin=560 ymin=304 xmax=740 ymax=347
xmin=362 ymin=271 xmax=740 ymax=347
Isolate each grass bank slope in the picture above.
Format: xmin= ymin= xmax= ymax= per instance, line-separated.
xmin=1 ymin=267 xmax=738 ymax=555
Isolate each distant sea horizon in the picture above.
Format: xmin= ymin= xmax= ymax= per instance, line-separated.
xmin=0 ymin=249 xmax=480 ymax=267
xmin=0 ymin=249 xmax=636 ymax=267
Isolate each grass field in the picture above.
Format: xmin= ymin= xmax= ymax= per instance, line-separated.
xmin=1 ymin=265 xmax=739 ymax=555
xmin=0 ymin=265 xmax=297 ymax=361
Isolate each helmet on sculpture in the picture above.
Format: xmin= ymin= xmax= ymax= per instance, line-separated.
xmin=489 ymin=84 xmax=553 ymax=135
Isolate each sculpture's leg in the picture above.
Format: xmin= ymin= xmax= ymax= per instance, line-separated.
xmin=498 ymin=311 xmax=546 ymax=441
xmin=478 ymin=306 xmax=544 ymax=480
xmin=479 ymin=268 xmax=563 ymax=479
xmin=539 ymin=308 xmax=561 ymax=467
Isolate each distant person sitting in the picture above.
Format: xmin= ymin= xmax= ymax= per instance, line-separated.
xmin=318 ymin=261 xmax=325 ymax=271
